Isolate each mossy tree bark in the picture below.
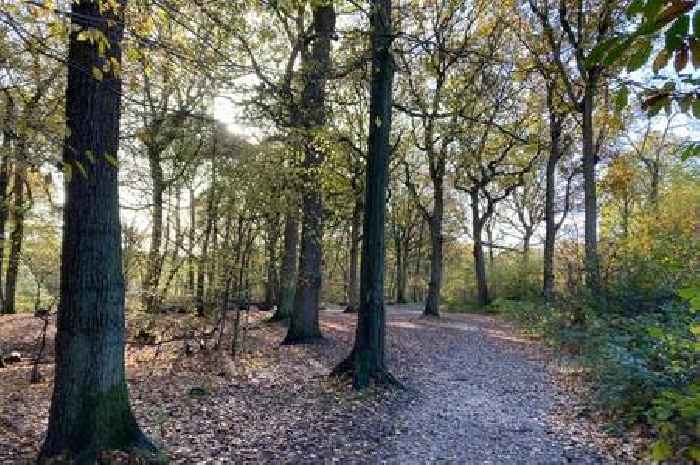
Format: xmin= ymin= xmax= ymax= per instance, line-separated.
xmin=39 ymin=0 xmax=153 ymax=462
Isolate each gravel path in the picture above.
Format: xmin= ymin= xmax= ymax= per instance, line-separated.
xmin=1 ymin=308 xmax=626 ymax=464
xmin=372 ymin=307 xmax=615 ymax=465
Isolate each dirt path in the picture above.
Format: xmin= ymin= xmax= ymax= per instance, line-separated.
xmin=0 ymin=307 xmax=625 ymax=464
xmin=369 ymin=307 xmax=616 ymax=464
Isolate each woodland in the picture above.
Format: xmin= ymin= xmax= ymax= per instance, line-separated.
xmin=0 ymin=0 xmax=699 ymax=463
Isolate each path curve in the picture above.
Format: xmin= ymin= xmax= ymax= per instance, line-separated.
xmin=366 ymin=307 xmax=614 ymax=464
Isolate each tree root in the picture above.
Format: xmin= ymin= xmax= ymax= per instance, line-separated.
xmin=330 ymin=353 xmax=404 ymax=390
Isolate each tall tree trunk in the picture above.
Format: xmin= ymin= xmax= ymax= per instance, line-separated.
xmin=334 ymin=0 xmax=395 ymax=388
xmin=394 ymin=235 xmax=405 ymax=303
xmin=582 ymin=81 xmax=600 ymax=291
xmin=39 ymin=1 xmax=153 ymax=460
xmin=471 ymin=192 xmax=489 ymax=306
xmin=543 ymin=97 xmax=562 ymax=300
xmin=424 ymin=181 xmax=443 ymax=317
xmin=188 ymin=184 xmax=196 ymax=294
xmin=400 ymin=235 xmax=409 ymax=302
xmin=413 ymin=220 xmax=424 ymax=301
xmin=196 ymin=163 xmax=217 ymax=316
xmin=522 ymin=227 xmax=532 ymax=266
xmin=649 ymin=162 xmax=659 ymax=208
xmin=143 ymin=148 xmax=164 ymax=313
xmin=285 ymin=4 xmax=335 ymax=344
xmin=4 ymin=164 xmax=25 ymax=315
xmin=160 ymin=188 xmax=183 ymax=298
xmin=345 ymin=199 xmax=361 ymax=313
xmin=264 ymin=215 xmax=280 ymax=306
xmin=0 ymin=94 xmax=14 ymax=309
xmin=272 ymin=213 xmax=298 ymax=321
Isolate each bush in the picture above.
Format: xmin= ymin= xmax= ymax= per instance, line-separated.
xmin=499 ymin=294 xmax=699 ymax=462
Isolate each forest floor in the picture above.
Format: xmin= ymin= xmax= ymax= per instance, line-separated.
xmin=0 ymin=305 xmax=644 ymax=464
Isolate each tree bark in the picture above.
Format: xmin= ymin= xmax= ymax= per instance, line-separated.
xmin=0 ymin=94 xmax=14 ymax=309
xmin=543 ymin=93 xmax=562 ymax=300
xmin=4 ymin=163 xmax=25 ymax=315
xmin=345 ymin=199 xmax=361 ymax=312
xmin=471 ymin=191 xmax=489 ymax=306
xmin=143 ymin=148 xmax=164 ymax=313
xmin=334 ymin=0 xmax=396 ymax=388
xmin=522 ymin=227 xmax=532 ymax=266
xmin=264 ymin=215 xmax=280 ymax=307
xmin=285 ymin=4 xmax=335 ymax=344
xmin=582 ymin=81 xmax=600 ymax=291
xmin=39 ymin=1 xmax=153 ymax=461
xmin=196 ymin=150 xmax=217 ymax=317
xmin=272 ymin=213 xmax=298 ymax=320
xmin=394 ymin=234 xmax=406 ymax=303
xmin=188 ymin=184 xmax=196 ymax=294
xmin=424 ymin=180 xmax=443 ymax=317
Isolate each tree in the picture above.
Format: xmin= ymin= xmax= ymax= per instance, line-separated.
xmin=527 ymin=0 xmax=622 ymax=291
xmin=285 ymin=3 xmax=336 ymax=343
xmin=334 ymin=0 xmax=396 ymax=389
xmin=39 ymin=0 xmax=154 ymax=461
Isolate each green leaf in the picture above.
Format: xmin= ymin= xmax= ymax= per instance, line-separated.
xmin=643 ymin=0 xmax=664 ymax=21
xmin=627 ymin=39 xmax=653 ymax=72
xmin=627 ymin=0 xmax=644 ymax=16
xmin=650 ymin=439 xmax=672 ymax=461
xmin=694 ymin=9 xmax=700 ymax=39
xmin=693 ymin=98 xmax=700 ymax=118
xmin=602 ymin=39 xmax=630 ymax=67
xmin=615 ymin=85 xmax=629 ymax=112
xmin=665 ymin=16 xmax=690 ymax=51
xmin=688 ymin=445 xmax=700 ymax=461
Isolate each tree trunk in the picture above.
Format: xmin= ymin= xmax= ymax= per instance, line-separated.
xmin=486 ymin=220 xmax=494 ymax=268
xmin=543 ymin=107 xmax=561 ymax=300
xmin=39 ymin=1 xmax=153 ymax=461
xmin=424 ymin=181 xmax=443 ymax=317
xmin=334 ymin=0 xmax=395 ymax=388
xmin=188 ymin=184 xmax=196 ymax=294
xmin=143 ymin=148 xmax=164 ymax=313
xmin=522 ymin=228 xmax=532 ymax=266
xmin=542 ymin=153 xmax=559 ymax=301
xmin=471 ymin=192 xmax=490 ymax=306
xmin=345 ymin=199 xmax=361 ymax=312
xmin=272 ymin=213 xmax=298 ymax=320
xmin=4 ymin=164 xmax=25 ymax=315
xmin=160 ymin=188 xmax=183 ymax=299
xmin=582 ymin=81 xmax=600 ymax=291
xmin=649 ymin=162 xmax=659 ymax=208
xmin=412 ymin=220 xmax=424 ymax=301
xmin=196 ymin=162 xmax=217 ymax=316
xmin=0 ymin=95 xmax=14 ymax=309
xmin=394 ymin=234 xmax=406 ymax=303
xmin=285 ymin=4 xmax=335 ymax=344
xmin=264 ymin=215 xmax=280 ymax=306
